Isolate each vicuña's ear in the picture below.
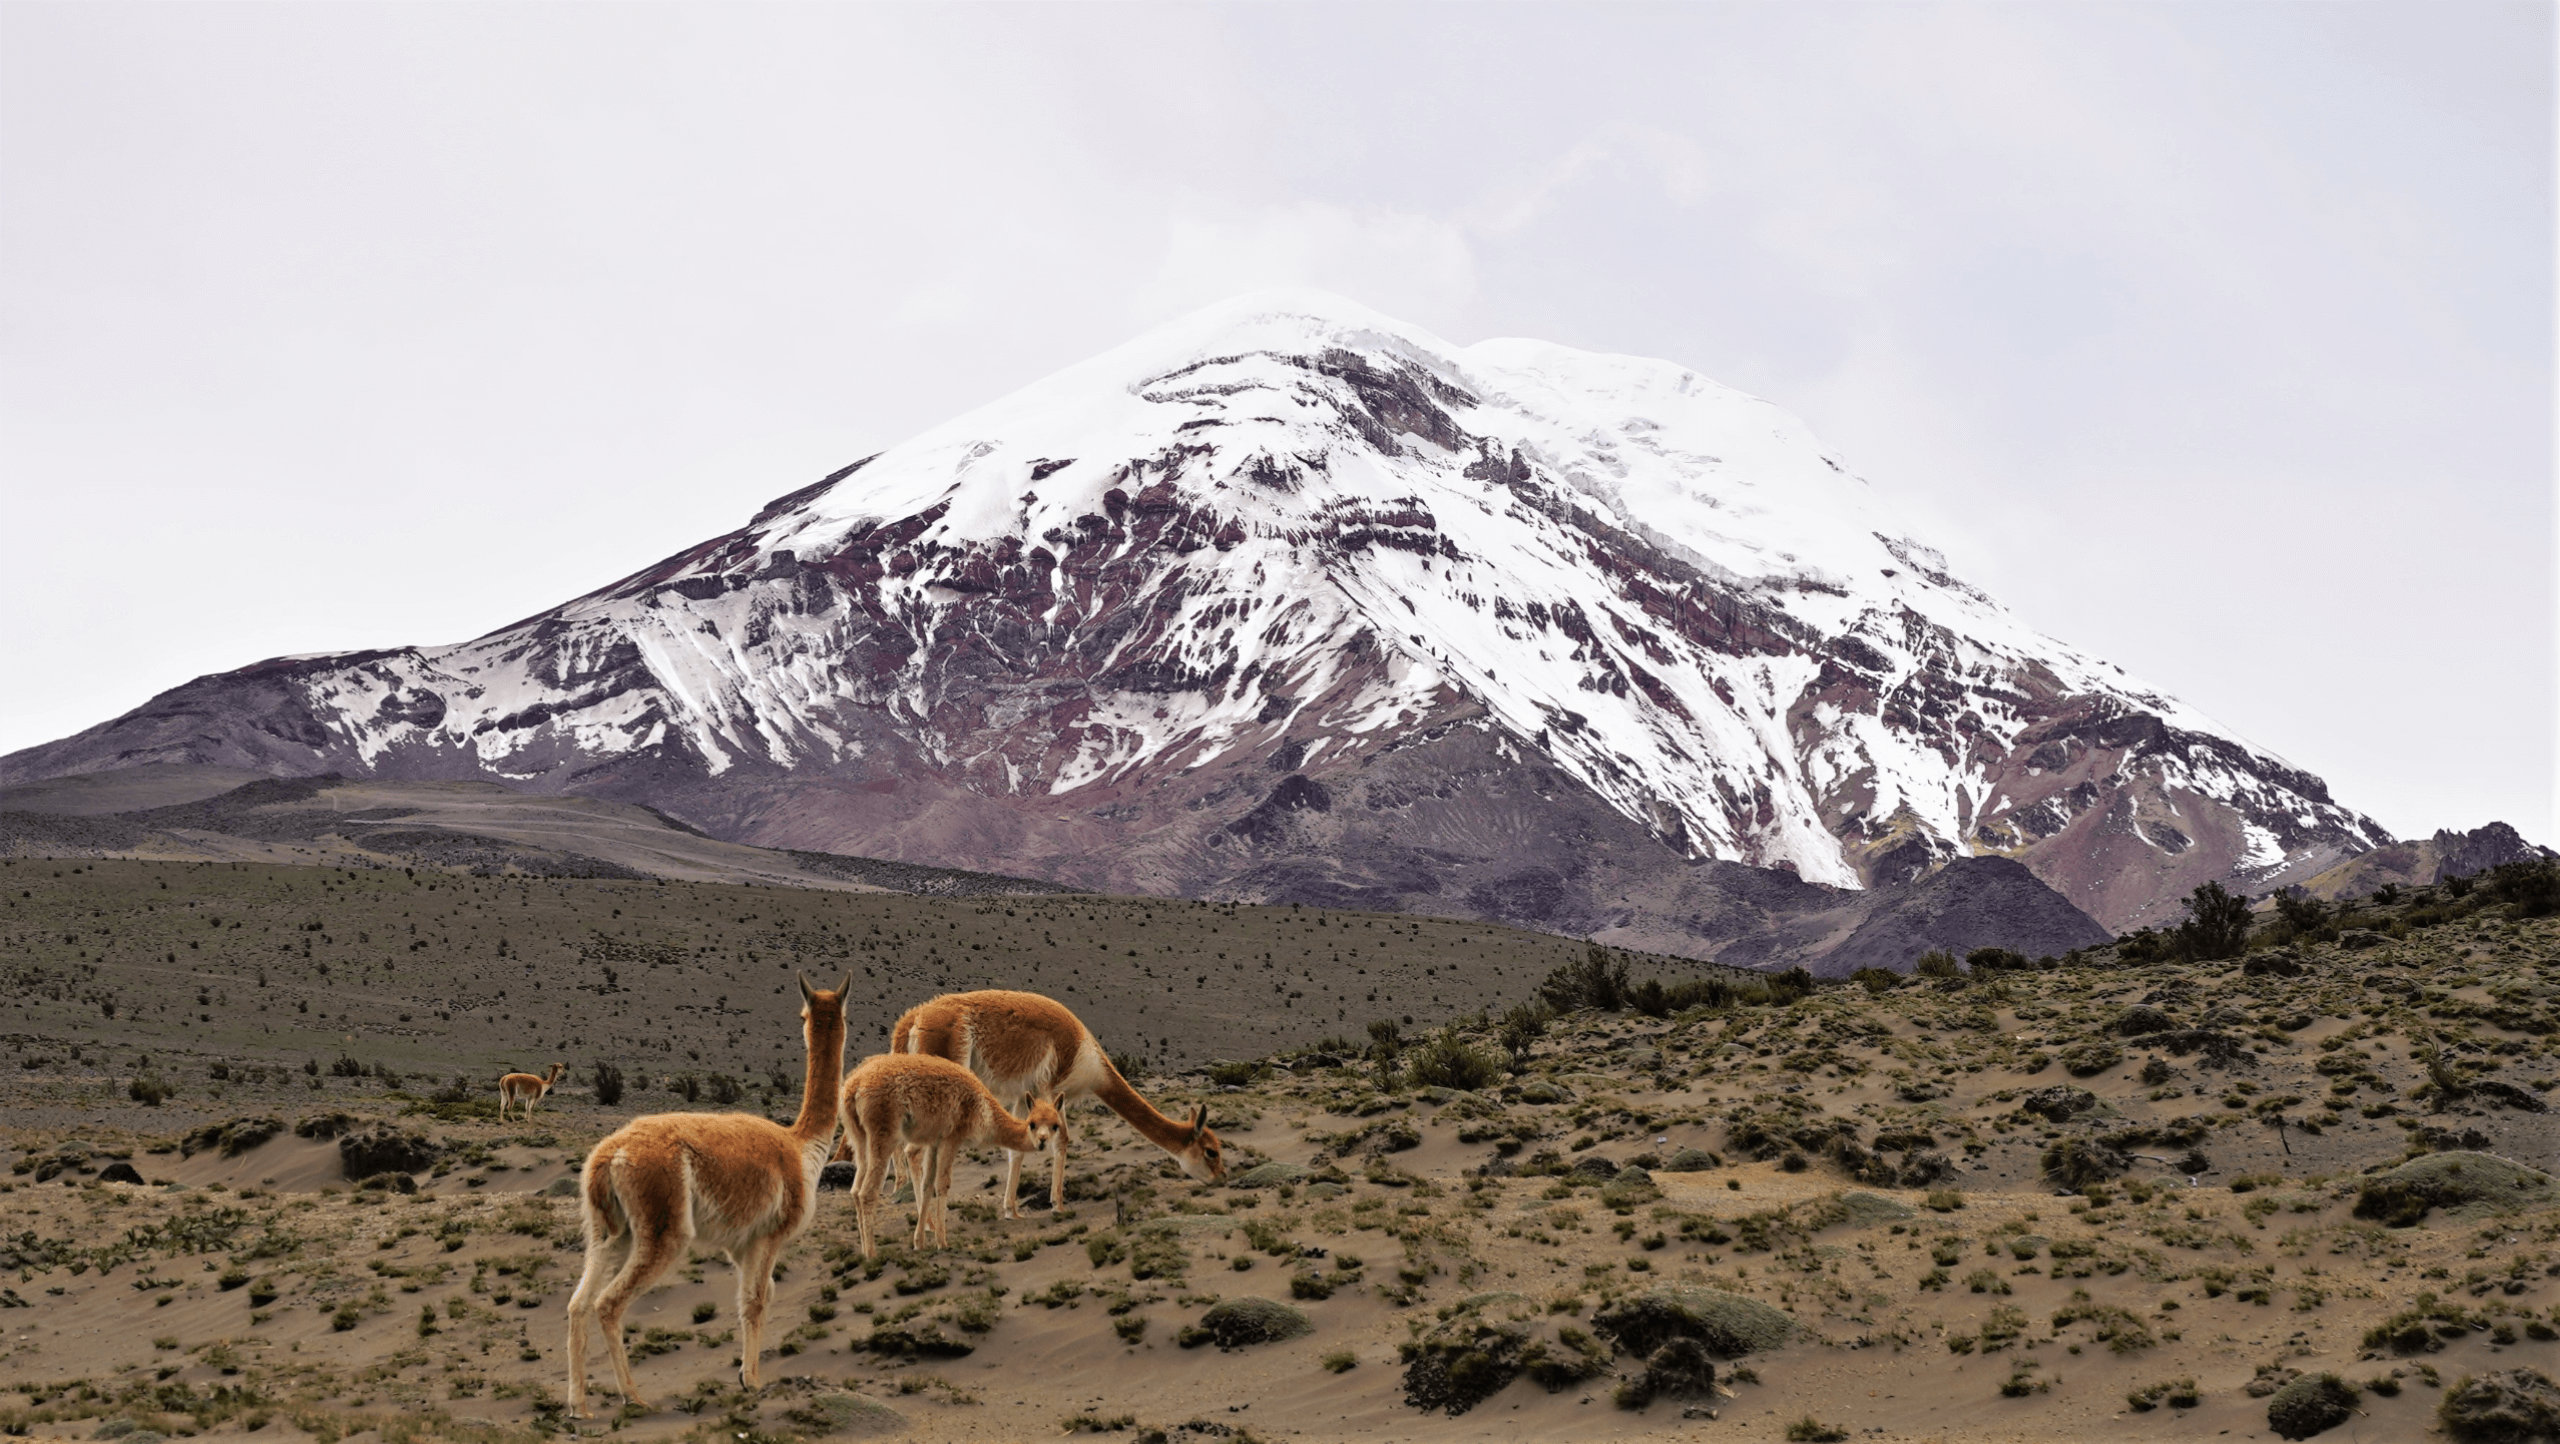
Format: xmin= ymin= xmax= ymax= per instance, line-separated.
xmin=836 ymin=969 xmax=855 ymax=1001
xmin=797 ymin=973 xmax=816 ymax=1004
xmin=1187 ymin=1103 xmax=1209 ymax=1142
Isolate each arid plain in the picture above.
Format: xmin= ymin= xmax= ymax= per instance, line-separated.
xmin=2 ymin=857 xmax=2555 ymax=1443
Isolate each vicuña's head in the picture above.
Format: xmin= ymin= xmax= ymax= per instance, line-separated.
xmin=547 ymin=1062 xmax=567 ymax=1083
xmin=1022 ymin=1097 xmax=1064 ymax=1154
xmin=1174 ymin=1103 xmax=1225 ymax=1184
xmin=796 ymin=971 xmax=854 ymax=1041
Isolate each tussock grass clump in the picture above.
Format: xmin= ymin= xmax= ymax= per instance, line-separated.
xmin=2128 ymin=1378 xmax=2201 ymax=1411
xmin=2352 ymin=1152 xmax=2556 ymax=1227
xmin=1178 ymin=1297 xmax=1310 ymax=1350
xmin=1400 ymin=1303 xmax=1609 ymax=1417
xmin=2041 ymin=1136 xmax=2129 ymax=1189
xmin=2363 ymin=1292 xmax=2484 ymax=1354
xmin=783 ymin=1389 xmax=907 ymax=1436
xmin=1589 ymin=1287 xmax=1796 ymax=1358
xmin=2059 ymin=1041 xmax=2123 ymax=1077
xmin=2437 ymin=1368 xmax=2560 ymax=1443
xmin=180 ymin=1116 xmax=284 ymax=1158
xmin=2265 ymin=1372 xmax=2358 ymax=1440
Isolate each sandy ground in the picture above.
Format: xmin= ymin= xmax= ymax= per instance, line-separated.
xmin=3 ymin=861 xmax=2556 ymax=1442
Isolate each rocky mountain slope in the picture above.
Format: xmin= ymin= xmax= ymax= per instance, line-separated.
xmin=2296 ymin=822 xmax=2556 ymax=902
xmin=2 ymin=293 xmax=2388 ymax=943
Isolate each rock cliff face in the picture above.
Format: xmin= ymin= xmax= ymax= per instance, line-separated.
xmin=3 ymin=293 xmax=2387 ymax=944
xmin=2294 ymin=822 xmax=2555 ymax=901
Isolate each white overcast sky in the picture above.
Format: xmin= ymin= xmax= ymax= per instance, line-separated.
xmin=2 ymin=3 xmax=2552 ymax=845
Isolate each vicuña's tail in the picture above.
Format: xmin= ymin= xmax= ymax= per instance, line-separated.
xmin=581 ymin=1151 xmax=628 ymax=1242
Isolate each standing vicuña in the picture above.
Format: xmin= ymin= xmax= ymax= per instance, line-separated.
xmin=498 ymin=1062 xmax=567 ymax=1122
xmin=889 ymin=990 xmax=1223 ymax=1217
xmin=563 ymin=972 xmax=850 ymax=1418
xmin=838 ymin=1053 xmax=1061 ymax=1256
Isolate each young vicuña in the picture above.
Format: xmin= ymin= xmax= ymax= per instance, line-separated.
xmin=888 ymin=989 xmax=1223 ymax=1216
xmin=837 ymin=1052 xmax=1062 ymax=1255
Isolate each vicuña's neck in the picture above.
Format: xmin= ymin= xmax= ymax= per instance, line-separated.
xmin=790 ymin=1018 xmax=846 ymax=1144
xmin=1094 ymin=1063 xmax=1192 ymax=1153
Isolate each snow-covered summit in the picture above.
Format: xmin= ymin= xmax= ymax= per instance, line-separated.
xmin=2 ymin=294 xmax=2388 ymax=935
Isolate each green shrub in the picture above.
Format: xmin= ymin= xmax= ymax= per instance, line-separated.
xmin=2487 ymin=860 xmax=2560 ymax=919
xmin=1408 ymin=1029 xmax=1505 ymax=1092
xmin=1496 ymin=1002 xmax=1552 ymax=1064
xmin=1540 ymin=946 xmax=1630 ymax=1013
xmin=1914 ymin=950 xmax=1962 ymax=980
xmin=2176 ymin=882 xmax=2254 ymax=962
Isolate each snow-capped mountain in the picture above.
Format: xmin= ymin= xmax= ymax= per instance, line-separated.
xmin=4 ymin=293 xmax=2386 ymax=937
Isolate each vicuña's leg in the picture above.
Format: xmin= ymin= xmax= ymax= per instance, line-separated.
xmin=733 ymin=1236 xmax=781 ymax=1389
xmin=999 ymin=1145 xmax=1024 ymax=1221
xmin=901 ymin=1143 xmax=929 ymax=1241
xmin=1049 ymin=1112 xmax=1071 ymax=1210
xmin=855 ymin=1129 xmax=892 ymax=1259
xmin=593 ymin=1191 xmax=688 ymax=1410
xmin=909 ymin=1143 xmax=939 ymax=1250
xmin=932 ymin=1144 xmax=959 ymax=1248
xmin=564 ymin=1226 xmax=629 ymax=1417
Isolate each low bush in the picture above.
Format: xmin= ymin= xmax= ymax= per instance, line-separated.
xmin=1407 ymin=1028 xmax=1505 ymax=1092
